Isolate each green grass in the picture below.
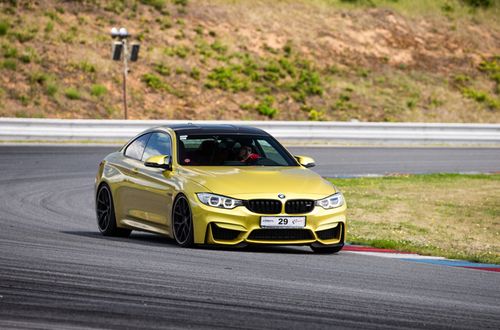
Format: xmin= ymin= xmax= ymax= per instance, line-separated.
xmin=45 ymin=83 xmax=58 ymax=97
xmin=330 ymin=173 xmax=500 ymax=264
xmin=1 ymin=58 xmax=16 ymax=70
xmin=141 ymin=73 xmax=182 ymax=97
xmin=90 ymin=84 xmax=107 ymax=98
xmin=2 ymin=44 xmax=17 ymax=58
xmin=64 ymin=87 xmax=81 ymax=100
xmin=164 ymin=45 xmax=190 ymax=58
xmin=0 ymin=20 xmax=9 ymax=36
xmin=75 ymin=61 xmax=96 ymax=74
xmin=331 ymin=0 xmax=499 ymax=16
xmin=18 ymin=47 xmax=38 ymax=64
xmin=142 ymin=73 xmax=169 ymax=90
xmin=140 ymin=0 xmax=167 ymax=11
xmin=205 ymin=66 xmax=250 ymax=92
xmin=203 ymin=48 xmax=324 ymax=108
xmin=154 ymin=63 xmax=171 ymax=76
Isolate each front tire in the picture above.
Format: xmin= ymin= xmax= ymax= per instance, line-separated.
xmin=96 ymin=184 xmax=131 ymax=237
xmin=172 ymin=195 xmax=194 ymax=247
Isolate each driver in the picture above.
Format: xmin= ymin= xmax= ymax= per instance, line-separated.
xmin=238 ymin=145 xmax=260 ymax=162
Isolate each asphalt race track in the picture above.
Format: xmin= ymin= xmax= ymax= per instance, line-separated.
xmin=290 ymin=146 xmax=500 ymax=177
xmin=0 ymin=145 xmax=499 ymax=329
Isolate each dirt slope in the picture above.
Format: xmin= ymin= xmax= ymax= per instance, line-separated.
xmin=0 ymin=0 xmax=498 ymax=122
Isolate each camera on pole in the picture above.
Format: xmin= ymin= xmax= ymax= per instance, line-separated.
xmin=109 ymin=27 xmax=140 ymax=119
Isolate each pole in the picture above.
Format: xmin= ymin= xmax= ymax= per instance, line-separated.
xmin=122 ymin=38 xmax=128 ymax=120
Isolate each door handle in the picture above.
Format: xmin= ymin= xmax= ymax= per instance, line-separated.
xmin=132 ymin=168 xmax=139 ymax=174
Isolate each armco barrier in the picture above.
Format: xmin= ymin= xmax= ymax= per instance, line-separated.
xmin=0 ymin=118 xmax=499 ymax=144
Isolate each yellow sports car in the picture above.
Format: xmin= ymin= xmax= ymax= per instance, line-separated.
xmin=95 ymin=124 xmax=346 ymax=253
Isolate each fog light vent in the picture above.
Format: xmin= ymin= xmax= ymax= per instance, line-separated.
xmin=211 ymin=224 xmax=241 ymax=241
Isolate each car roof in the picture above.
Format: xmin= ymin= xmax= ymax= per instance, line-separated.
xmin=160 ymin=123 xmax=269 ymax=136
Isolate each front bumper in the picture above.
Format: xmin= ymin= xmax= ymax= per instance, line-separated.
xmin=189 ymin=195 xmax=346 ymax=246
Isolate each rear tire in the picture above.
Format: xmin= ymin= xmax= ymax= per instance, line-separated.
xmin=172 ymin=195 xmax=194 ymax=247
xmin=310 ymin=244 xmax=343 ymax=254
xmin=96 ymin=184 xmax=131 ymax=237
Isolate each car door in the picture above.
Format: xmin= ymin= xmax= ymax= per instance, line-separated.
xmin=136 ymin=132 xmax=177 ymax=231
xmin=116 ymin=133 xmax=152 ymax=224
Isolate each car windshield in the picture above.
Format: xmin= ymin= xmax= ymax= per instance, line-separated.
xmin=176 ymin=134 xmax=298 ymax=166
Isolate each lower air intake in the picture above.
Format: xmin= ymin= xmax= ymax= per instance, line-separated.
xmin=211 ymin=224 xmax=241 ymax=241
xmin=248 ymin=229 xmax=314 ymax=241
xmin=316 ymin=224 xmax=342 ymax=240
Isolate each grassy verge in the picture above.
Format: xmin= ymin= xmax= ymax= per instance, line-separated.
xmin=329 ymin=173 xmax=500 ymax=264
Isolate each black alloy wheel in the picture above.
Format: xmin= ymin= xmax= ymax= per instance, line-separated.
xmin=96 ymin=184 xmax=131 ymax=237
xmin=172 ymin=195 xmax=194 ymax=247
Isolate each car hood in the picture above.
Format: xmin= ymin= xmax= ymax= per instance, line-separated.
xmin=178 ymin=166 xmax=336 ymax=198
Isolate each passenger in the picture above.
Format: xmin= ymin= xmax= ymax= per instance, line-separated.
xmin=238 ymin=145 xmax=260 ymax=163
xmin=195 ymin=140 xmax=216 ymax=164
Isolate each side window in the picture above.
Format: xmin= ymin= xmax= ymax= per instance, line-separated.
xmin=256 ymin=139 xmax=289 ymax=165
xmin=142 ymin=132 xmax=172 ymax=161
xmin=124 ymin=134 xmax=150 ymax=160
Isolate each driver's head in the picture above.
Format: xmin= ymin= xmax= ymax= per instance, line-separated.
xmin=238 ymin=145 xmax=252 ymax=159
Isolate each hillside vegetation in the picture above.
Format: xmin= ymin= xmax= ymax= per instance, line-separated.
xmin=0 ymin=0 xmax=499 ymax=122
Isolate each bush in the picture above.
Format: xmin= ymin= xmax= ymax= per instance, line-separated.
xmin=19 ymin=48 xmax=38 ymax=64
xmin=2 ymin=44 xmax=17 ymax=58
xmin=44 ymin=21 xmax=54 ymax=34
xmin=159 ymin=17 xmax=172 ymax=30
xmin=340 ymin=0 xmax=376 ymax=6
xmin=211 ymin=40 xmax=227 ymax=54
xmin=283 ymin=40 xmax=293 ymax=57
xmin=154 ymin=63 xmax=171 ymax=76
xmin=164 ymin=45 xmax=189 ymax=58
xmin=195 ymin=40 xmax=214 ymax=58
xmin=142 ymin=73 xmax=164 ymax=90
xmin=194 ymin=25 xmax=203 ymax=35
xmin=12 ymin=29 xmax=37 ymax=43
xmin=174 ymin=0 xmax=188 ymax=6
xmin=190 ymin=67 xmax=200 ymax=80
xmin=78 ymin=61 xmax=96 ymax=73
xmin=453 ymin=74 xmax=470 ymax=86
xmin=206 ymin=66 xmax=249 ymax=92
xmin=256 ymin=96 xmax=278 ymax=118
xmin=64 ymin=87 xmax=80 ymax=100
xmin=308 ymin=108 xmax=325 ymax=121
xmin=45 ymin=83 xmax=58 ymax=97
xmin=44 ymin=11 xmax=62 ymax=23
xmin=463 ymin=0 xmax=492 ymax=8
xmin=278 ymin=58 xmax=296 ymax=77
xmin=462 ymin=88 xmax=499 ymax=110
xmin=2 ymin=59 xmax=16 ymax=70
xmin=462 ymin=88 xmax=487 ymax=102
xmin=142 ymin=73 xmax=175 ymax=92
xmin=479 ymin=57 xmax=500 ymax=85
xmin=30 ymin=72 xmax=49 ymax=85
xmin=90 ymin=84 xmax=107 ymax=97
xmin=0 ymin=20 xmax=9 ymax=36
xmin=140 ymin=0 xmax=166 ymax=11
xmin=262 ymin=61 xmax=285 ymax=82
xmin=291 ymin=65 xmax=323 ymax=102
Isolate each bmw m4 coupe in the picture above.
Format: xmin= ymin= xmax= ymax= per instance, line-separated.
xmin=95 ymin=124 xmax=346 ymax=253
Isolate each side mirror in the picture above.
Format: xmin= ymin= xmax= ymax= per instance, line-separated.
xmin=145 ymin=155 xmax=171 ymax=170
xmin=295 ymin=155 xmax=316 ymax=168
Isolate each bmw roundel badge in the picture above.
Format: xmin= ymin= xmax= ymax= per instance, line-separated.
xmin=278 ymin=193 xmax=286 ymax=199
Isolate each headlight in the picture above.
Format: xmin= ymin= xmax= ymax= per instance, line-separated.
xmin=315 ymin=192 xmax=344 ymax=209
xmin=196 ymin=193 xmax=243 ymax=209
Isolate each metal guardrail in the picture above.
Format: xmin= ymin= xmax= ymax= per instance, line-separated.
xmin=0 ymin=118 xmax=499 ymax=144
